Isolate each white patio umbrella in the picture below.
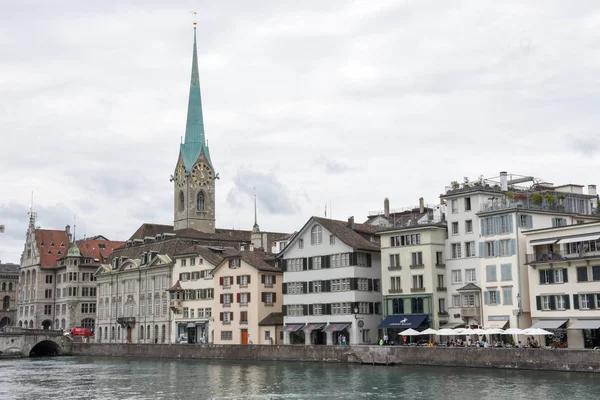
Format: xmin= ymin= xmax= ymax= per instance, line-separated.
xmin=504 ymin=328 xmax=525 ymax=335
xmin=419 ymin=328 xmax=438 ymax=335
xmin=484 ymin=328 xmax=505 ymax=335
xmin=464 ymin=328 xmax=486 ymax=335
xmin=436 ymin=329 xmax=459 ymax=336
xmin=398 ymin=328 xmax=421 ymax=336
xmin=523 ymin=328 xmax=554 ymax=335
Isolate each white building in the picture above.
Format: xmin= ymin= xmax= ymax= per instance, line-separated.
xmin=524 ymin=222 xmax=600 ymax=349
xmin=280 ymin=216 xmax=381 ymax=345
xmin=441 ymin=172 xmax=599 ymax=332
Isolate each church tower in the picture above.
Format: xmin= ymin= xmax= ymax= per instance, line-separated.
xmin=173 ymin=25 xmax=216 ymax=232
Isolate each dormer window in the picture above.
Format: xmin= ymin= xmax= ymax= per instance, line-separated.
xmin=50 ymin=242 xmax=55 ymax=247
xmin=57 ymin=250 xmax=62 ymax=255
xmin=229 ymin=258 xmax=241 ymax=269
xmin=47 ymin=250 xmax=52 ymax=254
xmin=60 ymin=243 xmax=65 ymax=247
xmin=40 ymin=241 xmax=45 ymax=246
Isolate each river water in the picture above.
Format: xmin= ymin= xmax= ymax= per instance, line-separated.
xmin=0 ymin=356 xmax=598 ymax=400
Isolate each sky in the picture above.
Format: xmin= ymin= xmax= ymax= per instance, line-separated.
xmin=1 ymin=0 xmax=600 ymax=263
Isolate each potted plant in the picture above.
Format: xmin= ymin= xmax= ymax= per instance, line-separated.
xmin=451 ymin=181 xmax=459 ymax=190
xmin=545 ymin=194 xmax=556 ymax=206
xmin=532 ymin=193 xmax=543 ymax=206
xmin=507 ymin=191 xmax=514 ymax=200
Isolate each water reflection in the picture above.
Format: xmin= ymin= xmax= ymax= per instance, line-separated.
xmin=0 ymin=357 xmax=599 ymax=400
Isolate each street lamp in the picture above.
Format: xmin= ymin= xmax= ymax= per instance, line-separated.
xmin=517 ymin=293 xmax=522 ymax=310
xmin=354 ymin=307 xmax=359 ymax=320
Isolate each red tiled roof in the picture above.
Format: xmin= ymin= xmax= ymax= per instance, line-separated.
xmin=77 ymin=239 xmax=125 ymax=262
xmin=35 ymin=229 xmax=70 ymax=267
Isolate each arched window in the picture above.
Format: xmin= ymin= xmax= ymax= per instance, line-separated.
xmin=2 ymin=296 xmax=9 ymax=310
xmin=311 ymin=225 xmax=323 ymax=245
xmin=178 ymin=191 xmax=185 ymax=212
xmin=1 ymin=282 xmax=6 ymax=291
xmin=9 ymin=283 xmax=12 ymax=291
xmin=140 ymin=325 xmax=144 ymax=341
xmin=111 ymin=326 xmax=115 ymax=340
xmin=197 ymin=191 xmax=205 ymax=212
xmin=61 ymin=319 xmax=65 ymax=329
xmin=105 ymin=327 xmax=108 ymax=340
xmin=147 ymin=325 xmax=151 ymax=340
xmin=161 ymin=325 xmax=166 ymax=343
xmin=154 ymin=325 xmax=159 ymax=341
xmin=81 ymin=318 xmax=95 ymax=330
xmin=118 ymin=326 xmax=121 ymax=340
xmin=98 ymin=327 xmax=102 ymax=342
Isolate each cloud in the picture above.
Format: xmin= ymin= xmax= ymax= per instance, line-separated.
xmin=317 ymin=155 xmax=357 ymax=174
xmin=572 ymin=138 xmax=600 ymax=156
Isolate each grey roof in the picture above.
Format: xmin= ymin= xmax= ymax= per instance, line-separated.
xmin=457 ymin=283 xmax=481 ymax=292
xmin=310 ymin=217 xmax=380 ymax=252
xmin=0 ymin=262 xmax=19 ymax=274
xmin=258 ymin=312 xmax=283 ymax=326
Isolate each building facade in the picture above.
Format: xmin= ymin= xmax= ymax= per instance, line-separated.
xmin=212 ymin=251 xmax=283 ymax=345
xmin=441 ymin=173 xmax=599 ymax=332
xmin=378 ymin=220 xmax=448 ymax=336
xmin=524 ymin=222 xmax=600 ymax=349
xmin=0 ymin=261 xmax=19 ymax=327
xmin=280 ymin=217 xmax=381 ymax=345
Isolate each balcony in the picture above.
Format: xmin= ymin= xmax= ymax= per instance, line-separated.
xmin=389 ymin=289 xmax=403 ymax=294
xmin=411 ymin=288 xmax=426 ymax=293
xmin=436 ymin=287 xmax=447 ymax=292
xmin=435 ymin=263 xmax=446 ymax=268
xmin=526 ymin=251 xmax=600 ymax=265
xmin=240 ymin=320 xmax=248 ymax=325
xmin=409 ymin=264 xmax=425 ymax=269
xmin=117 ymin=317 xmax=136 ymax=327
xmin=461 ymin=306 xmax=480 ymax=317
xmin=437 ymin=311 xmax=449 ymax=316
xmin=387 ymin=265 xmax=402 ymax=271
xmin=169 ymin=299 xmax=183 ymax=310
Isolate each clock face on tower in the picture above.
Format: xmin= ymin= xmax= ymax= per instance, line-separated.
xmin=175 ymin=165 xmax=186 ymax=187
xmin=191 ymin=162 xmax=214 ymax=186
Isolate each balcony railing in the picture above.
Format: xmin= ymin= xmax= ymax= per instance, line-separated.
xmin=387 ymin=265 xmax=402 ymax=271
xmin=435 ymin=263 xmax=446 ymax=268
xmin=389 ymin=289 xmax=403 ymax=294
xmin=436 ymin=287 xmax=447 ymax=292
xmin=524 ymin=252 xmax=600 ymax=264
xmin=411 ymin=288 xmax=426 ymax=293
xmin=410 ymin=264 xmax=425 ymax=269
xmin=460 ymin=307 xmax=480 ymax=317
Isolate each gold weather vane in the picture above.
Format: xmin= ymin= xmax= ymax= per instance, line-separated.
xmin=190 ymin=11 xmax=197 ymax=28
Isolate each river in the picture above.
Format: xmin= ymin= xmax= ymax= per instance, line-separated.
xmin=0 ymin=356 xmax=598 ymax=399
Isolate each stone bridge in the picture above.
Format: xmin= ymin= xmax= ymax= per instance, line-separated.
xmin=0 ymin=326 xmax=72 ymax=358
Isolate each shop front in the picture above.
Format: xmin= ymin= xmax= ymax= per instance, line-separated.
xmin=530 ymin=319 xmax=568 ymax=348
xmin=568 ymin=319 xmax=600 ymax=349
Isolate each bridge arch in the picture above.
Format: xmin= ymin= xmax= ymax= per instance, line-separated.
xmin=41 ymin=319 xmax=52 ymax=329
xmin=29 ymin=340 xmax=62 ymax=357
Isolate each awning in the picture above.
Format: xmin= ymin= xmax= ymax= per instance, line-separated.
xmin=568 ymin=320 xmax=600 ymax=330
xmin=304 ymin=323 xmax=325 ymax=331
xmin=531 ymin=238 xmax=559 ymax=246
xmin=186 ymin=322 xmax=196 ymax=328
xmin=323 ymin=323 xmax=351 ymax=332
xmin=280 ymin=324 xmax=304 ymax=332
xmin=378 ymin=315 xmax=428 ymax=329
xmin=484 ymin=320 xmax=508 ymax=329
xmin=439 ymin=322 xmax=465 ymax=329
xmin=530 ymin=319 xmax=567 ymax=329
xmin=557 ymin=234 xmax=600 ymax=244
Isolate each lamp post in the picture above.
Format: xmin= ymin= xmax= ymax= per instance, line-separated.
xmin=354 ymin=307 xmax=359 ymax=320
xmin=516 ymin=294 xmax=522 ymax=329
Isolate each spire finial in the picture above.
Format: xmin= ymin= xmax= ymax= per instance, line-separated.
xmin=253 ymin=187 xmax=257 ymax=226
xmin=73 ymin=215 xmax=77 ymax=243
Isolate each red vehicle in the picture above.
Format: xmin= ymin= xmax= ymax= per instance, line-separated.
xmin=69 ymin=327 xmax=93 ymax=337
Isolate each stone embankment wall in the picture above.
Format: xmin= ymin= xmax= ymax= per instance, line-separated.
xmin=71 ymin=343 xmax=600 ymax=373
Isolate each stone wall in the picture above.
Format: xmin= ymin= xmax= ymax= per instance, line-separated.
xmin=71 ymin=343 xmax=600 ymax=373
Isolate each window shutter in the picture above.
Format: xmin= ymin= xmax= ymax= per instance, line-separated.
xmin=539 ymin=270 xmax=546 ymax=284
xmin=562 ymin=269 xmax=568 ymax=283
xmin=549 ymin=296 xmax=556 ymax=310
xmin=303 ymin=258 xmax=308 ymax=270
xmin=282 ymin=305 xmax=287 ymax=316
xmin=324 ymin=256 xmax=331 ymax=268
xmin=481 ymin=219 xmax=487 ymax=236
xmin=237 ymin=293 xmax=240 ymax=303
xmin=564 ymin=295 xmax=570 ymax=309
xmin=561 ymin=218 xmax=567 ymax=226
xmin=548 ymin=271 xmax=554 ymax=284
xmin=303 ymin=305 xmax=308 ymax=316
xmin=369 ymin=303 xmax=374 ymax=314
xmin=374 ymin=279 xmax=380 ymax=292
xmin=573 ymin=294 xmax=579 ymax=309
xmin=247 ymin=293 xmax=251 ymax=302
xmin=479 ymin=242 xmax=484 ymax=258
xmin=494 ymin=216 xmax=500 ymax=235
xmin=308 ymin=257 xmax=313 ymax=270
xmin=527 ymin=215 xmax=533 ymax=229
xmin=308 ymin=281 xmax=313 ymax=293
xmin=510 ymin=239 xmax=516 ymax=255
xmin=282 ymin=283 xmax=288 ymax=294
xmin=261 ymin=292 xmax=265 ymax=302
xmin=493 ymin=241 xmax=499 ymax=257
xmin=261 ymin=275 xmax=265 ymax=284
xmin=535 ymin=296 xmax=541 ymax=310
xmin=588 ymin=294 xmax=596 ymax=309
xmin=507 ymin=215 xmax=513 ymax=233
xmin=236 ymin=276 xmax=240 ymax=285
xmin=366 ymin=253 xmax=372 ymax=267
xmin=230 ymin=312 xmax=234 ymax=321
xmin=350 ymin=278 xmax=358 ymax=291
xmin=351 ymin=252 xmax=358 ymax=266
xmin=308 ymin=304 xmax=313 ymax=315
xmin=325 ymin=304 xmax=331 ymax=315
xmin=368 ymin=279 xmax=373 ymax=291
xmin=484 ymin=291 xmax=489 ymax=305
xmin=551 ymin=219 xmax=557 ymax=227
xmin=273 ymin=275 xmax=276 ymax=284
xmin=496 ymin=290 xmax=501 ymax=304
xmin=219 ymin=277 xmax=223 ymax=286
xmin=247 ymin=275 xmax=251 ymax=284
xmin=219 ymin=312 xmax=223 ymax=321
xmin=302 ymin=282 xmax=308 ymax=293
xmin=281 ymin=260 xmax=287 ymax=272
xmin=220 ymin=294 xmax=224 ymax=304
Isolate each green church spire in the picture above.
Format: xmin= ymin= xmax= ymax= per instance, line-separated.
xmin=180 ymin=26 xmax=213 ymax=172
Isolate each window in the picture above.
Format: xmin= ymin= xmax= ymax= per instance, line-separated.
xmin=465 ymin=242 xmax=476 ymax=257
xmin=240 ymin=275 xmax=249 ymax=286
xmin=593 ymin=266 xmax=600 ymax=281
xmin=229 ymin=258 xmax=240 ymax=269
xmin=265 ymin=330 xmax=271 ymax=341
xmin=190 ymin=258 xmax=196 ymax=266
xmin=287 ymin=258 xmax=303 ymax=272
xmin=223 ymin=276 xmax=232 ymax=287
xmin=462 ymin=294 xmax=476 ymax=307
xmin=452 ymin=222 xmax=459 ymax=235
xmin=451 ymin=243 xmax=461 ymax=258
xmin=312 ymin=280 xmax=322 ymax=293
xmin=44 ymin=289 xmax=52 ymax=298
xmin=438 ymin=298 xmax=446 ymax=313
xmin=392 ymin=298 xmax=404 ymax=314
xmin=362 ymin=330 xmax=370 ymax=343
xmin=178 ymin=191 xmax=185 ymax=212
xmin=221 ymin=331 xmax=233 ymax=340
xmin=580 ymin=294 xmax=591 ymax=310
xmin=488 ymin=291 xmax=499 ymax=305
xmin=264 ymin=275 xmax=274 ymax=286
xmin=223 ymin=293 xmax=233 ymax=306
xmin=451 ymin=199 xmax=458 ymax=213
xmin=451 ymin=270 xmax=462 ymax=284
xmin=312 ymin=256 xmax=322 ymax=270
xmin=412 ymin=275 xmax=424 ymax=289
xmin=240 ymin=293 xmax=249 ymax=306
xmin=556 ymin=295 xmax=565 ymax=310
xmin=500 ymin=264 xmax=512 ymax=281
xmin=499 ymin=215 xmax=510 ymax=234
xmin=577 ymin=267 xmax=588 ymax=282
xmin=499 ymin=240 xmax=510 ymax=257
xmin=265 ymin=293 xmax=275 ymax=307
xmin=411 ymin=297 xmax=424 ymax=313
xmin=206 ymin=308 xmax=212 ymax=318
xmin=198 ymin=308 xmax=204 ymax=318
xmin=436 ymin=252 xmax=444 ymax=265
xmin=465 ymin=220 xmax=473 ymax=233
xmin=45 ymin=275 xmax=52 ymax=284
xmin=357 ymin=278 xmax=369 ymax=291
xmin=485 ymin=241 xmax=496 ymax=257
xmin=311 ymin=225 xmax=322 ymax=245
xmin=240 ymin=311 xmax=248 ymax=323
xmin=287 ymin=304 xmax=304 ymax=316
xmin=287 ymin=282 xmax=305 ymax=294
xmin=298 ymin=239 xmax=304 ymax=249
xmin=552 ymin=218 xmax=566 ymax=227
xmin=486 ymin=265 xmax=497 ymax=282
xmin=44 ymin=305 xmax=52 ymax=315
xmin=390 ymin=277 xmax=401 ymax=292
xmin=223 ymin=312 xmax=232 ymax=323
xmin=331 ymin=279 xmax=350 ymax=292
xmin=332 ymin=302 xmax=352 ymax=315
xmin=464 ymin=197 xmax=472 ymax=211
xmin=411 ymin=252 xmax=423 ymax=266
xmin=553 ymin=269 xmax=563 ymax=284
xmin=452 ymin=295 xmax=461 ymax=308
xmin=330 ymin=235 xmax=335 ymax=245
xmin=181 ymin=259 xmax=187 ymax=267
xmin=197 ymin=191 xmax=205 ymax=212
xmin=390 ymin=234 xmax=421 ymax=247
xmin=340 ymin=253 xmax=350 ymax=267
xmin=465 ymin=268 xmax=477 ymax=283
xmin=519 ymin=214 xmax=532 ymax=228
xmin=542 ymin=295 xmax=551 ymax=310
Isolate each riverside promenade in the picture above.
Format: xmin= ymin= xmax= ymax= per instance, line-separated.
xmin=71 ymin=343 xmax=600 ymax=373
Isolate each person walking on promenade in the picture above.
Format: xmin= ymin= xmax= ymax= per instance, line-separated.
xmin=383 ymin=333 xmax=389 ymax=345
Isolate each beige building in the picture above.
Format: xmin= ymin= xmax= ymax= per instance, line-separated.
xmin=524 ymin=221 xmax=600 ymax=349
xmin=212 ymin=250 xmax=283 ymax=345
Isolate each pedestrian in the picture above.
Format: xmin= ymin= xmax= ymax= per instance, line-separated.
xmin=337 ymin=335 xmax=342 ymax=345
xmin=154 ymin=337 xmax=158 ymax=344
xmin=379 ymin=338 xmax=384 ymax=346
xmin=383 ymin=333 xmax=389 ymax=345
xmin=341 ymin=335 xmax=347 ymax=345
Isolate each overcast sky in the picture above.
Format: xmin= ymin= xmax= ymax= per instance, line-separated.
xmin=2 ymin=0 xmax=600 ymax=263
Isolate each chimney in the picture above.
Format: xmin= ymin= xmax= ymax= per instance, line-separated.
xmin=419 ymin=197 xmax=425 ymax=214
xmin=500 ymin=171 xmax=508 ymax=191
xmin=384 ymin=197 xmax=390 ymax=218
xmin=589 ymin=185 xmax=597 ymax=196
xmin=347 ymin=216 xmax=355 ymax=230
